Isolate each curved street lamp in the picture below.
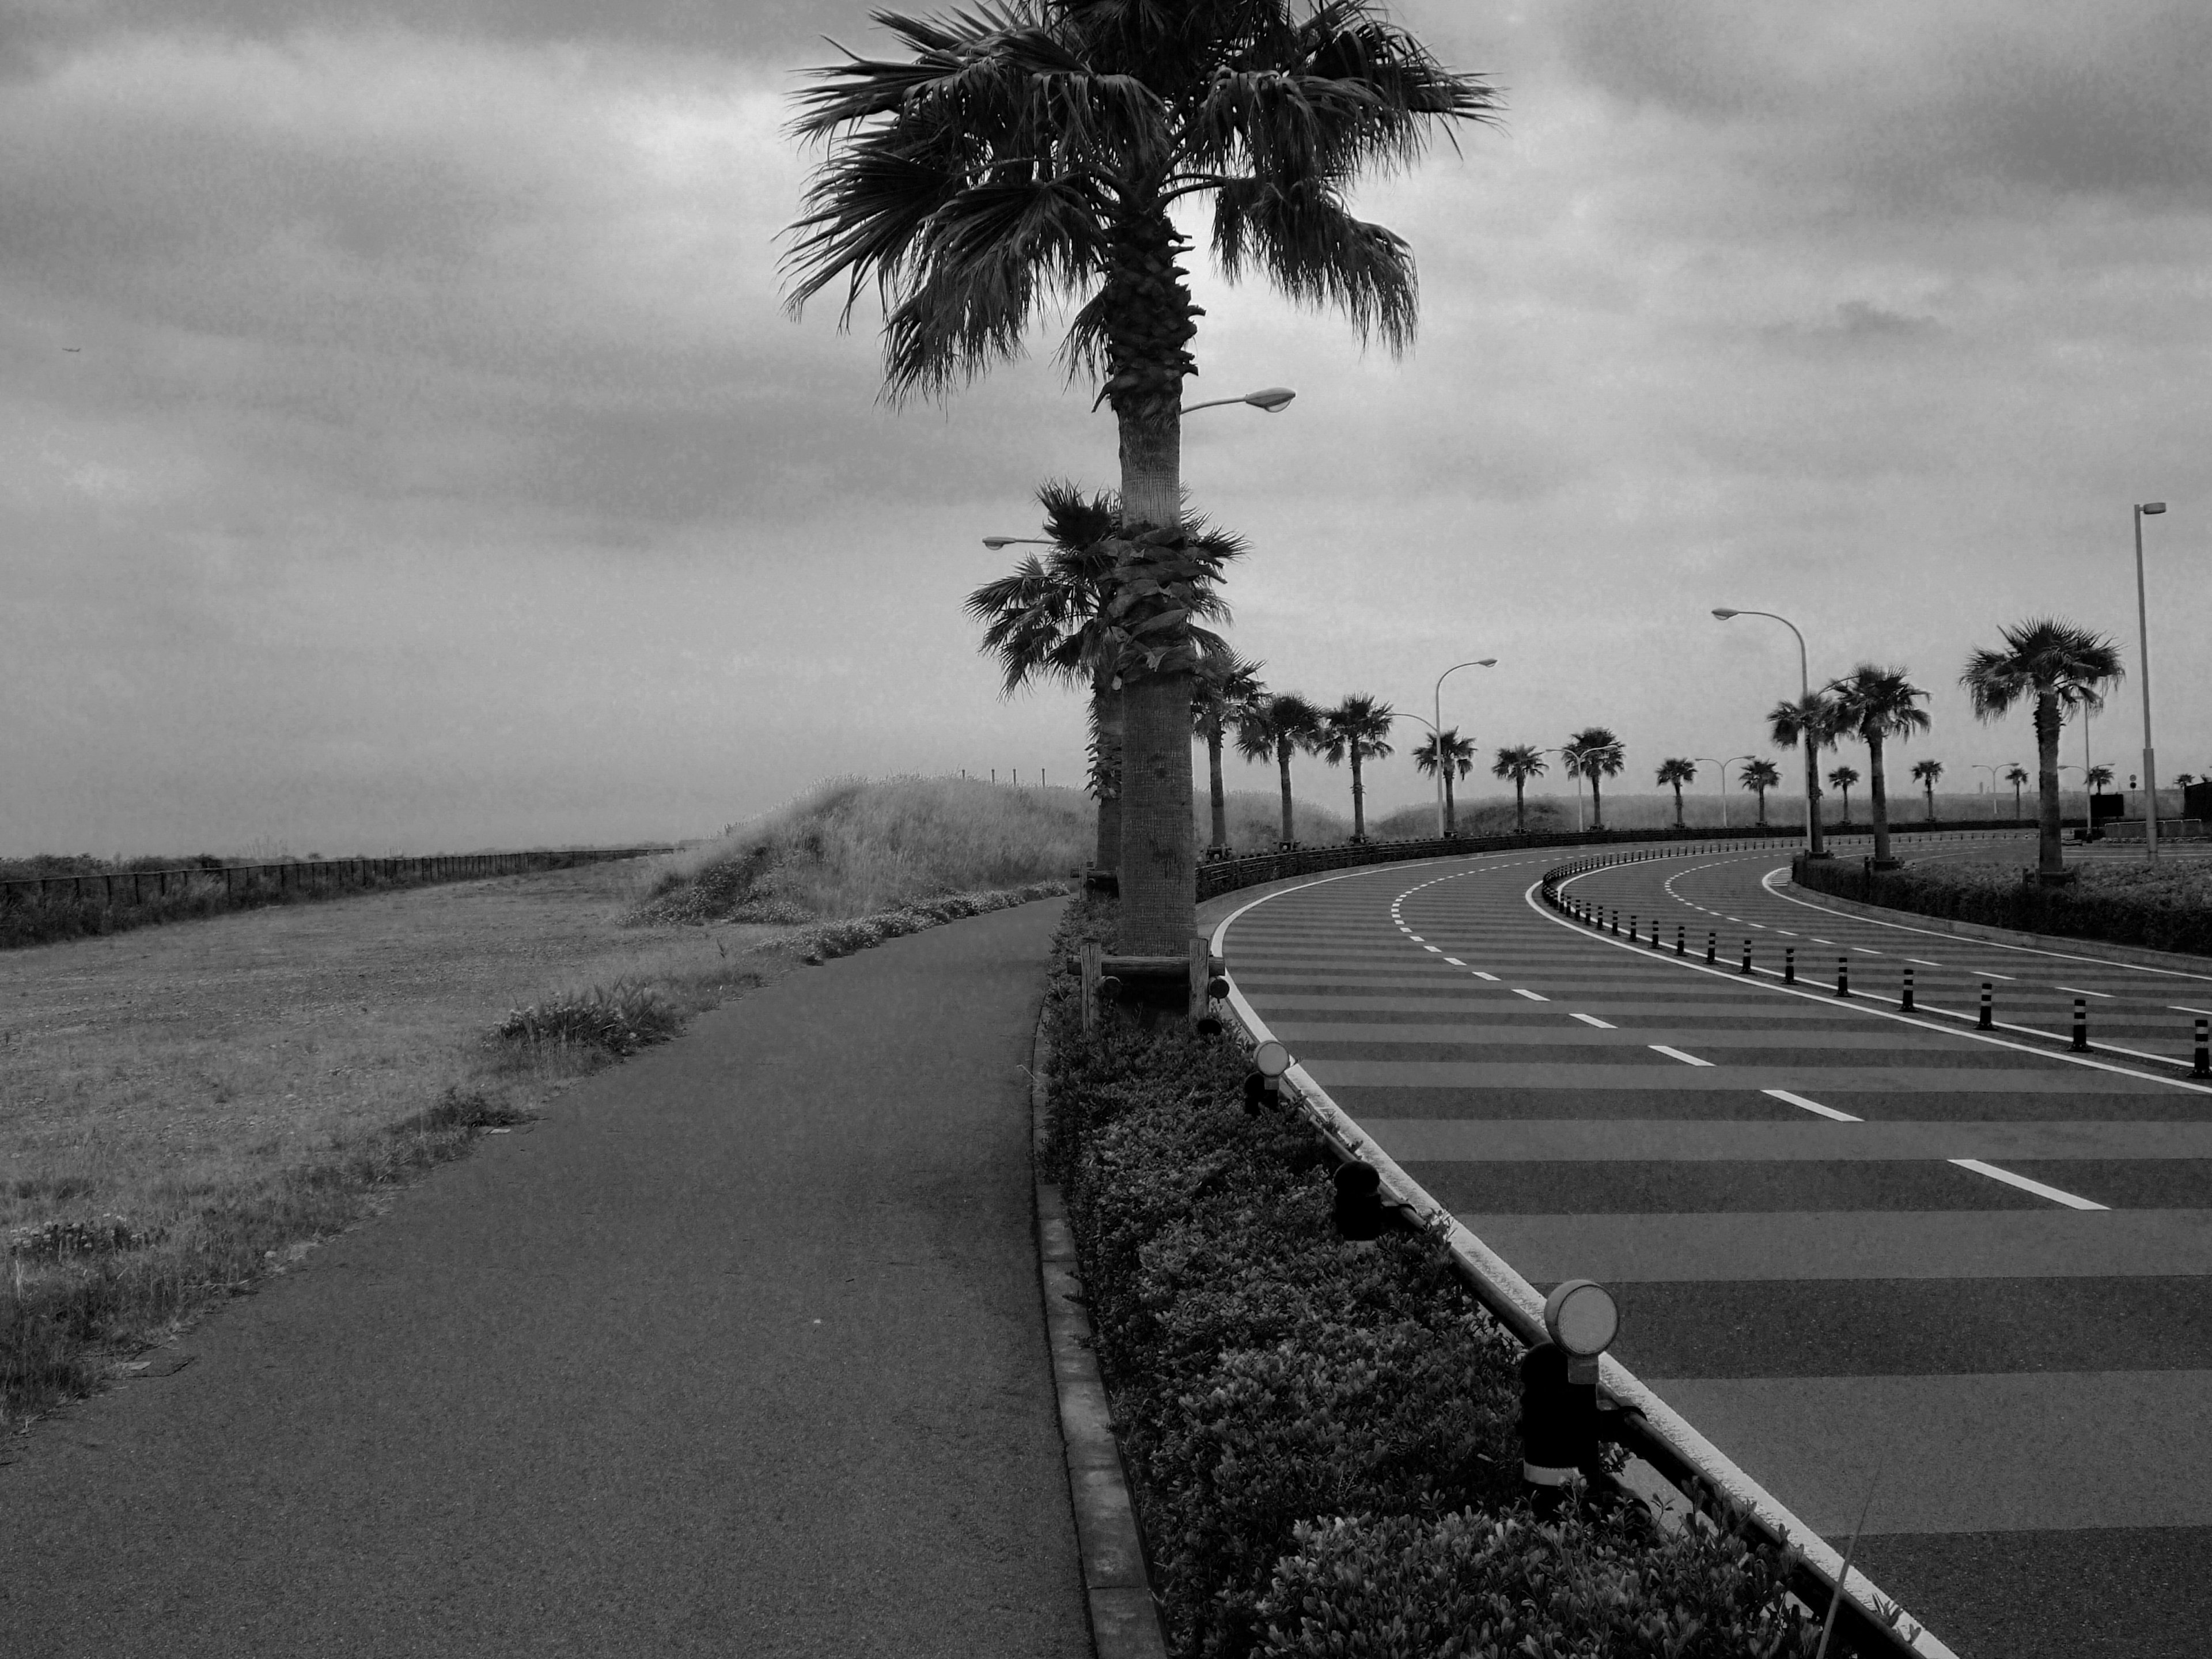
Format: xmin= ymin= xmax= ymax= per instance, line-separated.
xmin=1180 ymin=385 xmax=1297 ymax=416
xmin=1971 ymin=763 xmax=2003 ymax=822
xmin=2133 ymin=501 xmax=2168 ymax=861
xmin=1711 ymin=607 xmax=1821 ymax=857
xmin=1430 ymin=658 xmax=1497 ymax=836
xmin=1694 ymin=756 xmax=1757 ymax=831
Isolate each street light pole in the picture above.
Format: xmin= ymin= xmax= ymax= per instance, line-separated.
xmin=1692 ymin=758 xmax=1733 ymax=828
xmin=2133 ymin=502 xmax=2168 ymax=862
xmin=1537 ymin=747 xmax=1581 ymax=832
xmin=1711 ymin=607 xmax=1821 ymax=857
xmin=1431 ymin=658 xmax=1497 ymax=836
xmin=1971 ymin=763 xmax=2002 ymax=822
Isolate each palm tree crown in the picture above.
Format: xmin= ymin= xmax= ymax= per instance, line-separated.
xmin=1414 ymin=726 xmax=1477 ymax=835
xmin=1491 ymin=743 xmax=1546 ymax=834
xmin=1320 ymin=693 xmax=1397 ymax=840
xmin=1236 ymin=691 xmax=1326 ymax=846
xmin=1961 ymin=619 xmax=2122 ymax=878
xmin=1826 ymin=663 xmax=1930 ymax=866
xmin=1656 ymin=757 xmax=1696 ymax=829
xmin=1561 ymin=726 xmax=1625 ymax=830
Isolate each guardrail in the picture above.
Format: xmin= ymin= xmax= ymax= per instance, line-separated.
xmin=1195 ymin=821 xmax=2037 ymax=903
xmin=1206 ymin=847 xmax=1957 ymax=1659
xmin=0 ymin=845 xmax=676 ymax=914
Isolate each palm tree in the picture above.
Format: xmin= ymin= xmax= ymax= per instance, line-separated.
xmin=1961 ymin=620 xmax=2123 ymax=880
xmin=1320 ymin=694 xmax=1397 ymax=841
xmin=2086 ymin=764 xmax=2116 ymax=789
xmin=786 ymin=5 xmax=1499 ymax=953
xmin=1412 ymin=727 xmax=1477 ymax=835
xmin=1236 ymin=692 xmax=1326 ymax=848
xmin=965 ymin=480 xmax=1236 ymax=874
xmin=1911 ymin=758 xmax=1945 ymax=823
xmin=1492 ymin=744 xmax=1547 ymax=834
xmin=1192 ymin=649 xmax=1265 ymax=857
xmin=1768 ymin=692 xmax=1841 ymax=856
xmin=2004 ymin=763 xmax=2028 ymax=820
xmin=1656 ymin=758 xmax=1698 ymax=830
xmin=1828 ymin=765 xmax=1860 ymax=824
xmin=1561 ymin=728 xmax=1625 ymax=831
xmin=1827 ymin=664 xmax=1931 ymax=869
xmin=1741 ymin=758 xmax=1783 ymax=825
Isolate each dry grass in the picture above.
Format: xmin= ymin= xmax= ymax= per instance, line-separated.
xmin=1 ymin=860 xmax=794 ymax=1428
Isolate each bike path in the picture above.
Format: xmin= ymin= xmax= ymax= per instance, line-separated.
xmin=1222 ymin=850 xmax=2212 ymax=1659
xmin=0 ymin=899 xmax=1087 ymax=1659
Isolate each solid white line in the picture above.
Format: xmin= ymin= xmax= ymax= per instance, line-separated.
xmin=1513 ymin=987 xmax=1549 ymax=1001
xmin=1650 ymin=1044 xmax=1713 ymax=1066
xmin=2172 ymin=1005 xmax=2212 ymax=1017
xmin=2055 ymin=985 xmax=2113 ymax=998
xmin=1949 ymin=1158 xmax=2108 ymax=1211
xmin=1762 ymin=1088 xmax=1861 ymax=1122
xmin=1973 ymin=969 xmax=2018 ymax=980
xmin=1570 ymin=1012 xmax=1616 ymax=1029
xmin=1908 ymin=959 xmax=1944 ymax=967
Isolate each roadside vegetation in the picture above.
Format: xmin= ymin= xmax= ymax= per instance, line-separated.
xmin=1797 ymin=850 xmax=2212 ymax=957
xmin=2 ymin=777 xmax=1071 ymax=1432
xmin=1044 ymin=897 xmax=1827 ymax=1658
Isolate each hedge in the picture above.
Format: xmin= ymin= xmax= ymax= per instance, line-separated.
xmin=1042 ymin=896 xmax=1826 ymax=1658
xmin=1793 ymin=853 xmax=2212 ymax=957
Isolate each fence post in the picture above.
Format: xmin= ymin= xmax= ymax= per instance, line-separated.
xmin=1080 ymin=942 xmax=1102 ymax=1032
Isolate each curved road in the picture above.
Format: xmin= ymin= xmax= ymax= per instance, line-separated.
xmin=1221 ymin=842 xmax=2212 ymax=1659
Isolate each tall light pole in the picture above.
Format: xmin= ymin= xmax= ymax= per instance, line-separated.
xmin=1711 ymin=608 xmax=1821 ymax=857
xmin=2133 ymin=501 xmax=2168 ymax=861
xmin=1431 ymin=658 xmax=1497 ymax=835
xmin=1971 ymin=763 xmax=2002 ymax=822
xmin=1538 ymin=746 xmax=1582 ymax=832
xmin=1692 ymin=758 xmax=1733 ymax=828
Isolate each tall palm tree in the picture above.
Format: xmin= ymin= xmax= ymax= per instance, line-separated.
xmin=786 ymin=4 xmax=1499 ymax=953
xmin=1320 ymin=694 xmax=1396 ymax=841
xmin=1827 ymin=765 xmax=1860 ymax=824
xmin=1192 ymin=649 xmax=1265 ymax=857
xmin=1768 ymin=692 xmax=1841 ymax=856
xmin=1827 ymin=664 xmax=1931 ymax=869
xmin=1492 ymin=744 xmax=1546 ymax=834
xmin=1656 ymin=757 xmax=1697 ymax=830
xmin=1412 ymin=727 xmax=1477 ymax=835
xmin=2004 ymin=763 xmax=2028 ymax=820
xmin=1741 ymin=758 xmax=1783 ymax=825
xmin=965 ymin=480 xmax=1236 ymax=873
xmin=1236 ymin=692 xmax=1326 ymax=848
xmin=1911 ymin=758 xmax=1945 ymax=823
xmin=1561 ymin=728 xmax=1625 ymax=831
xmin=1961 ymin=620 xmax=2122 ymax=880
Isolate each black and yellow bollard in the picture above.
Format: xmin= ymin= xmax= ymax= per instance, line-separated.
xmin=2072 ymin=997 xmax=2089 ymax=1052
xmin=1739 ymin=939 xmax=1752 ymax=975
xmin=1978 ymin=982 xmax=1994 ymax=1030
xmin=1705 ymin=931 xmax=1717 ymax=965
xmin=1836 ymin=956 xmax=1850 ymax=997
xmin=1675 ymin=924 xmax=1685 ymax=957
xmin=2194 ymin=1017 xmax=2209 ymax=1078
xmin=1900 ymin=966 xmax=1915 ymax=1011
xmin=1783 ymin=946 xmax=1796 ymax=984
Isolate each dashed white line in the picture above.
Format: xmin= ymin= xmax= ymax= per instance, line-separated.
xmin=1649 ymin=1044 xmax=1713 ymax=1066
xmin=1762 ymin=1088 xmax=1860 ymax=1122
xmin=1907 ymin=959 xmax=1943 ymax=968
xmin=2055 ymin=985 xmax=2113 ymax=999
xmin=1974 ymin=969 xmax=2018 ymax=980
xmin=1949 ymin=1159 xmax=2107 ymax=1211
xmin=1569 ymin=1012 xmax=1616 ymax=1029
xmin=1513 ymin=987 xmax=1549 ymax=1001
xmin=2171 ymin=1005 xmax=2212 ymax=1017
xmin=1472 ymin=971 xmax=1501 ymax=982
xmin=1442 ymin=956 xmax=1465 ymax=965
xmin=1422 ymin=944 xmax=1441 ymax=953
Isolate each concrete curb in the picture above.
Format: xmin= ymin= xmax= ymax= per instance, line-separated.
xmin=1781 ymin=879 xmax=2212 ymax=974
xmin=1032 ymin=1013 xmax=1170 ymax=1659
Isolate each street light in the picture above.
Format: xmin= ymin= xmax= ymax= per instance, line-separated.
xmin=979 ymin=535 xmax=1053 ymax=550
xmin=2133 ymin=501 xmax=2168 ymax=862
xmin=1695 ymin=756 xmax=1756 ymax=830
xmin=1180 ymin=385 xmax=1297 ymax=415
xmin=1537 ymin=746 xmax=1583 ymax=832
xmin=1431 ymin=658 xmax=1497 ymax=836
xmin=1711 ymin=607 xmax=1821 ymax=857
xmin=1971 ymin=763 xmax=2003 ymax=822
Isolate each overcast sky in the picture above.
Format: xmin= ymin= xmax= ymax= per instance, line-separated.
xmin=3 ymin=1 xmax=2206 ymax=855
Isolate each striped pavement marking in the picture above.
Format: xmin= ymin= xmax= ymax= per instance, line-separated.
xmin=1221 ymin=843 xmax=2212 ymax=1657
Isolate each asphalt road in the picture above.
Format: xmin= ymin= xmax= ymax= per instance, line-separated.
xmin=1220 ymin=844 xmax=2212 ymax=1659
xmin=0 ymin=899 xmax=1088 ymax=1659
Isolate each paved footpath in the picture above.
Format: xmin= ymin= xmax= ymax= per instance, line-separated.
xmin=1222 ymin=847 xmax=2212 ymax=1659
xmin=0 ymin=899 xmax=1088 ymax=1659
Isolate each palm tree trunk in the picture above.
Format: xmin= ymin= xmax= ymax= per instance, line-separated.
xmin=1206 ymin=717 xmax=1228 ymax=854
xmin=2036 ymin=692 xmax=2064 ymax=876
xmin=1278 ymin=748 xmax=1296 ymax=845
xmin=1444 ymin=772 xmax=1456 ymax=835
xmin=1350 ymin=749 xmax=1365 ymax=840
xmin=1514 ymin=780 xmax=1525 ymax=832
xmin=1756 ymin=787 xmax=1767 ymax=827
xmin=1589 ymin=771 xmax=1604 ymax=830
xmin=1089 ymin=676 xmax=1122 ymax=873
xmin=1925 ymin=784 xmax=1936 ymax=823
xmin=1672 ymin=783 xmax=1683 ymax=829
xmin=1803 ymin=737 xmax=1827 ymax=855
xmin=1868 ymin=736 xmax=1895 ymax=866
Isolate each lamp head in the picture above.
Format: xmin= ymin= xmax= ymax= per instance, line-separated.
xmin=1476 ymin=657 xmax=1497 ymax=667
xmin=982 ymin=536 xmax=1016 ymax=549
xmin=1252 ymin=1039 xmax=1291 ymax=1079
xmin=1543 ymin=1278 xmax=1619 ymax=1358
xmin=1244 ymin=387 xmax=1296 ymax=412
xmin=2141 ymin=502 xmax=2167 ymax=516
xmin=1711 ymin=608 xmax=1739 ymax=620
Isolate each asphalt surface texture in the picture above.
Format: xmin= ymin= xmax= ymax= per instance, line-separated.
xmin=0 ymin=897 xmax=1088 ymax=1659
xmin=1219 ymin=837 xmax=2212 ymax=1659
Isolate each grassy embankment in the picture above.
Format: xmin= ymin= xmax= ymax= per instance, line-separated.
xmin=2 ymin=776 xmax=1083 ymax=1431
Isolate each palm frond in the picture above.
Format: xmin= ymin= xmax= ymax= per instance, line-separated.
xmin=1210 ymin=176 xmax=1417 ymax=351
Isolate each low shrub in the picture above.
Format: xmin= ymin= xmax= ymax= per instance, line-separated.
xmin=1044 ymin=896 xmax=1823 ymax=1657
xmin=496 ymin=983 xmax=683 ymax=1055
xmin=1796 ymin=852 xmax=2212 ymax=957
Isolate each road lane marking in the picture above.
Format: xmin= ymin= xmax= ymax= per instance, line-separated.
xmin=1570 ymin=1013 xmax=1616 ymax=1028
xmin=1649 ymin=1044 xmax=1713 ymax=1066
xmin=1908 ymin=959 xmax=1943 ymax=967
xmin=1422 ymin=945 xmax=1441 ymax=952
xmin=1973 ymin=969 xmax=2017 ymax=979
xmin=1472 ymin=971 xmax=1500 ymax=982
xmin=2055 ymin=985 xmax=2113 ymax=998
xmin=1443 ymin=956 xmax=1465 ymax=965
xmin=1762 ymin=1088 xmax=1861 ymax=1122
xmin=1513 ymin=988 xmax=1549 ymax=1001
xmin=1949 ymin=1158 xmax=2108 ymax=1210
xmin=1854 ymin=947 xmax=1883 ymax=955
xmin=2172 ymin=1005 xmax=2212 ymax=1016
